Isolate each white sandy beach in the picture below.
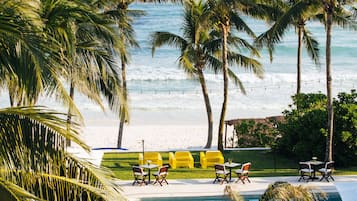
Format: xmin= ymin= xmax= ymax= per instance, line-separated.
xmin=76 ymin=107 xmax=280 ymax=152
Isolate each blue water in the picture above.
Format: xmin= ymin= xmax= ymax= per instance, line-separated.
xmin=141 ymin=192 xmax=342 ymax=201
xmin=124 ymin=3 xmax=356 ymax=117
xmin=1 ymin=3 xmax=354 ymax=123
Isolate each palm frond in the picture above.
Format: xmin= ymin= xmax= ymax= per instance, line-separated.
xmin=255 ymin=1 xmax=310 ymax=49
xmin=0 ymin=106 xmax=124 ymax=200
xmin=333 ymin=7 xmax=357 ymax=30
xmin=230 ymin=12 xmax=256 ymax=38
xmin=227 ymin=68 xmax=246 ymax=95
xmin=151 ymin=32 xmax=187 ymax=56
xmin=227 ymin=52 xmax=263 ymax=79
xmin=302 ymin=28 xmax=320 ymax=66
xmin=0 ymin=178 xmax=41 ymax=201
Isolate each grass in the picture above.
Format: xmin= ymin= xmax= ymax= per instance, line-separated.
xmin=101 ymin=150 xmax=357 ymax=180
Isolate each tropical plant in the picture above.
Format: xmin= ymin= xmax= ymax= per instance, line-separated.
xmin=260 ymin=181 xmax=325 ymax=201
xmin=332 ymin=89 xmax=357 ymax=166
xmin=225 ymin=181 xmax=326 ymax=201
xmin=0 ymin=0 xmax=66 ymax=108
xmin=151 ymin=0 xmax=263 ymax=148
xmin=151 ymin=0 xmax=215 ymax=148
xmin=317 ymin=0 xmax=357 ymax=162
xmin=104 ymin=0 xmax=145 ymax=148
xmin=255 ymin=0 xmax=321 ymax=95
xmin=206 ymin=0 xmax=268 ymax=151
xmin=277 ymin=93 xmax=327 ymax=161
xmin=233 ymin=120 xmax=278 ymax=148
xmin=255 ymin=0 xmax=357 ymax=162
xmin=276 ymin=90 xmax=357 ymax=166
xmin=39 ymin=0 xmax=127 ymax=146
xmin=0 ymin=106 xmax=124 ymax=200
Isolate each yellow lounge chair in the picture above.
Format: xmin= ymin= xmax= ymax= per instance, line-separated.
xmin=169 ymin=151 xmax=194 ymax=169
xmin=138 ymin=152 xmax=163 ymax=166
xmin=200 ymin=150 xmax=224 ymax=168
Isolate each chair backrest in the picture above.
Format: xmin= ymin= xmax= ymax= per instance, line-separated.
xmin=325 ymin=161 xmax=334 ymax=170
xmin=159 ymin=166 xmax=169 ymax=175
xmin=144 ymin=152 xmax=160 ymax=160
xmin=299 ymin=162 xmax=311 ymax=170
xmin=241 ymin=162 xmax=251 ymax=171
xmin=132 ymin=166 xmax=144 ymax=175
xmin=207 ymin=151 xmax=223 ymax=158
xmin=176 ymin=151 xmax=190 ymax=158
xmin=214 ymin=164 xmax=225 ymax=172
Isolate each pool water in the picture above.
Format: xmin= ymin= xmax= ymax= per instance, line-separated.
xmin=141 ymin=192 xmax=342 ymax=201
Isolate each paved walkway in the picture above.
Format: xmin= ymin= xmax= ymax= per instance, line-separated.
xmin=117 ymin=176 xmax=357 ymax=201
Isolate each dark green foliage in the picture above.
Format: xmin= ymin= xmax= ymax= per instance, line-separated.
xmin=276 ymin=90 xmax=357 ymax=166
xmin=333 ymin=90 xmax=357 ymax=166
xmin=233 ymin=120 xmax=277 ymax=148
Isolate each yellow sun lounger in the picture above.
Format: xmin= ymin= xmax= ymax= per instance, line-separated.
xmin=200 ymin=150 xmax=224 ymax=168
xmin=169 ymin=151 xmax=194 ymax=169
xmin=138 ymin=152 xmax=163 ymax=166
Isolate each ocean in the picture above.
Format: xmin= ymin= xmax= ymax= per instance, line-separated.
xmin=0 ymin=3 xmax=355 ymax=126
xmin=121 ymin=3 xmax=356 ymax=124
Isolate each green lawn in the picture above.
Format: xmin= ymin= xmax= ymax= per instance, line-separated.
xmin=101 ymin=150 xmax=357 ymax=180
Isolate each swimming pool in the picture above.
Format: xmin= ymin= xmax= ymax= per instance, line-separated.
xmin=141 ymin=192 xmax=342 ymax=201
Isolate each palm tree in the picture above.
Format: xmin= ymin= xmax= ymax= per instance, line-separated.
xmin=207 ymin=0 xmax=266 ymax=151
xmin=0 ymin=1 xmax=125 ymax=199
xmin=255 ymin=0 xmax=357 ymax=161
xmin=151 ymin=0 xmax=216 ymax=148
xmin=255 ymin=0 xmax=321 ymax=95
xmin=319 ymin=0 xmax=357 ymax=161
xmin=0 ymin=0 xmax=66 ymax=107
xmin=152 ymin=0 xmax=263 ymax=149
xmin=0 ymin=106 xmax=124 ymax=200
xmin=104 ymin=0 xmax=145 ymax=148
xmin=39 ymin=0 xmax=127 ymax=146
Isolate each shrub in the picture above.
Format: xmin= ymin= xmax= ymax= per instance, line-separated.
xmin=276 ymin=90 xmax=357 ymax=166
xmin=233 ymin=119 xmax=278 ymax=148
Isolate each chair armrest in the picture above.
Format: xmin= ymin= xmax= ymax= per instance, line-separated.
xmin=200 ymin=152 xmax=207 ymax=168
xmin=169 ymin=152 xmax=176 ymax=169
xmin=158 ymin=153 xmax=163 ymax=161
xmin=138 ymin=153 xmax=144 ymax=165
xmin=218 ymin=154 xmax=224 ymax=164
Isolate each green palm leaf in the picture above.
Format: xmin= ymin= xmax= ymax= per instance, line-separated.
xmin=0 ymin=106 xmax=125 ymax=200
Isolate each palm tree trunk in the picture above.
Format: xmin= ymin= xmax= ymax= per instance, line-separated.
xmin=66 ymin=81 xmax=75 ymax=147
xmin=296 ymin=24 xmax=303 ymax=95
xmin=197 ymin=68 xmax=213 ymax=149
xmin=218 ymin=23 xmax=229 ymax=151
xmin=9 ymin=93 xmax=14 ymax=107
xmin=325 ymin=5 xmax=334 ymax=162
xmin=117 ymin=60 xmax=127 ymax=148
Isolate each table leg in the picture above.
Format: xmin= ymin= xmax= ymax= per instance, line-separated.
xmin=148 ymin=169 xmax=151 ymax=183
xmin=229 ymin=168 xmax=232 ymax=182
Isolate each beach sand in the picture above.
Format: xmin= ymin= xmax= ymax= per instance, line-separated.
xmin=77 ymin=108 xmax=280 ymax=152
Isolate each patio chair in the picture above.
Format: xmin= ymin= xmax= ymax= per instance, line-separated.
xmin=235 ymin=162 xmax=251 ymax=184
xmin=318 ymin=161 xmax=335 ymax=182
xmin=298 ymin=162 xmax=313 ymax=182
xmin=169 ymin=151 xmax=194 ymax=169
xmin=132 ymin=166 xmax=148 ymax=186
xmin=200 ymin=151 xmax=225 ymax=168
xmin=138 ymin=152 xmax=163 ymax=166
xmin=213 ymin=164 xmax=230 ymax=184
xmin=153 ymin=165 xmax=169 ymax=186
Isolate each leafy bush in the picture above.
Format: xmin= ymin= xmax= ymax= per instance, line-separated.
xmin=233 ymin=119 xmax=278 ymax=148
xmin=332 ymin=90 xmax=357 ymax=166
xmin=276 ymin=90 xmax=357 ymax=166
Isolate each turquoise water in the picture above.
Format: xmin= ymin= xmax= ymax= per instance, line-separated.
xmin=124 ymin=3 xmax=356 ymax=118
xmin=141 ymin=192 xmax=342 ymax=201
xmin=3 ymin=3 xmax=354 ymax=122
